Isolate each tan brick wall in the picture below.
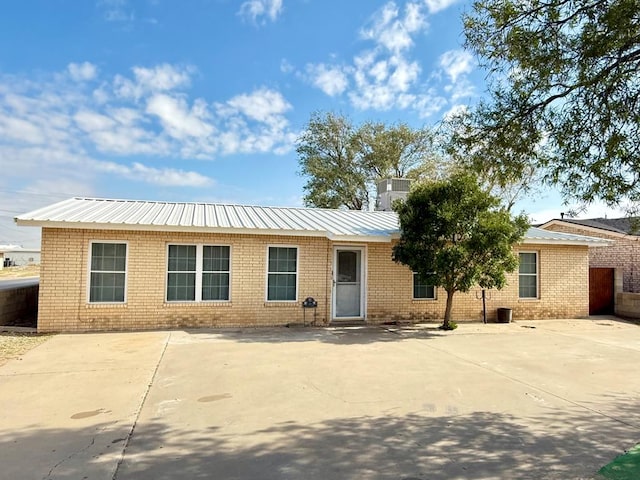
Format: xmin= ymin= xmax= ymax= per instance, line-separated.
xmin=38 ymin=228 xmax=590 ymax=331
xmin=366 ymin=242 xmax=589 ymax=323
xmin=39 ymin=228 xmax=333 ymax=332
xmin=544 ymin=223 xmax=640 ymax=293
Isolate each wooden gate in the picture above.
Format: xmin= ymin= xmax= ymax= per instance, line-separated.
xmin=589 ymin=268 xmax=614 ymax=315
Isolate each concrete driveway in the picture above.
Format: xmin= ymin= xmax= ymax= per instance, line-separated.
xmin=1 ymin=319 xmax=639 ymax=480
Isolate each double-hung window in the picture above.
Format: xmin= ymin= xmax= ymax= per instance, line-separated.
xmin=89 ymin=242 xmax=127 ymax=303
xmin=267 ymin=246 xmax=298 ymax=301
xmin=167 ymin=244 xmax=230 ymax=302
xmin=202 ymin=246 xmax=230 ymax=301
xmin=413 ymin=272 xmax=436 ymax=299
xmin=519 ymin=252 xmax=538 ymax=299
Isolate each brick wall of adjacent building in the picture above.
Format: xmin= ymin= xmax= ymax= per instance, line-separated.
xmin=38 ymin=228 xmax=590 ymax=332
xmin=543 ymin=223 xmax=640 ymax=293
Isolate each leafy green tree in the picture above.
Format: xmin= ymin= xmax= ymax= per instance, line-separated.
xmin=457 ymin=0 xmax=640 ymax=206
xmin=297 ymin=112 xmax=368 ymax=210
xmin=441 ymin=116 xmax=542 ymax=212
xmin=356 ymin=122 xmax=437 ymax=181
xmin=392 ymin=173 xmax=529 ymax=329
xmin=297 ymin=113 xmax=438 ymax=209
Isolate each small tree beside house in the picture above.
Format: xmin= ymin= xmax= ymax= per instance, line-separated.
xmin=393 ymin=173 xmax=529 ymax=330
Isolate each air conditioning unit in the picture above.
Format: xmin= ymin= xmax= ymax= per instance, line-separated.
xmin=376 ymin=178 xmax=411 ymax=211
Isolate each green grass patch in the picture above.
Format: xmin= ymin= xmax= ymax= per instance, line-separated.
xmin=599 ymin=443 xmax=640 ymax=480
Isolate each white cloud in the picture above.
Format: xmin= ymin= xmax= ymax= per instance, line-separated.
xmin=125 ymin=162 xmax=213 ymax=187
xmin=98 ymin=0 xmax=134 ymax=22
xmin=146 ymin=94 xmax=214 ymax=140
xmin=114 ymin=64 xmax=194 ymax=100
xmin=225 ymin=88 xmax=292 ymax=125
xmin=424 ymin=0 xmax=460 ymax=14
xmin=0 ymin=63 xmax=297 ymax=205
xmin=280 ymin=58 xmax=294 ymax=74
xmin=445 ymin=77 xmax=476 ymax=102
xmin=68 ymin=62 xmax=98 ymax=82
xmin=442 ymin=103 xmax=468 ymax=120
xmin=411 ymin=92 xmax=448 ymax=118
xmin=361 ymin=2 xmax=427 ymax=54
xmin=238 ymin=0 xmax=283 ymax=24
xmin=0 ymin=116 xmax=45 ymax=144
xmin=349 ymin=52 xmax=423 ymax=111
xmin=305 ymin=64 xmax=349 ymax=96
xmin=74 ymin=109 xmax=116 ymax=132
xmin=439 ymin=49 xmax=474 ymax=83
xmin=301 ymin=1 xmax=453 ymax=119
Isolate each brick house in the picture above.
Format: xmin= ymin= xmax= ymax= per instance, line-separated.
xmin=540 ymin=218 xmax=640 ymax=293
xmin=16 ymin=197 xmax=609 ymax=332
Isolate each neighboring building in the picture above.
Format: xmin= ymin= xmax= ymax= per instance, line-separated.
xmin=0 ymin=244 xmax=41 ymax=270
xmin=539 ymin=217 xmax=640 ymax=316
xmin=16 ymin=197 xmax=609 ymax=332
xmin=539 ymin=218 xmax=640 ymax=293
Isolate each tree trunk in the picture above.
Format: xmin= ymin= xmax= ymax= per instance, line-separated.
xmin=443 ymin=289 xmax=455 ymax=329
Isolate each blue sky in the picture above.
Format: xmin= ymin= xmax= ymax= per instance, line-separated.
xmin=0 ymin=0 xmax=625 ymax=247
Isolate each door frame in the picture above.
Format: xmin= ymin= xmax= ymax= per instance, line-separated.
xmin=331 ymin=245 xmax=367 ymax=321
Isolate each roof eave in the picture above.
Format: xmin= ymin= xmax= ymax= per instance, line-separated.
xmin=521 ymin=238 xmax=611 ymax=247
xmin=539 ymin=219 xmax=630 ymax=239
xmin=329 ymin=234 xmax=392 ymax=243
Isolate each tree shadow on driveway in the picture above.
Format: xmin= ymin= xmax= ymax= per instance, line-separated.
xmin=180 ymin=324 xmax=465 ymax=346
xmin=2 ymin=396 xmax=637 ymax=480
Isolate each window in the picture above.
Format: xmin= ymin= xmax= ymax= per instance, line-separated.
xmin=413 ymin=273 xmax=436 ymax=299
xmin=167 ymin=245 xmax=196 ymax=301
xmin=202 ymin=246 xmax=230 ymax=301
xmin=519 ymin=252 xmax=538 ymax=299
xmin=167 ymin=245 xmax=230 ymax=302
xmin=267 ymin=246 xmax=297 ymax=301
xmin=89 ymin=242 xmax=127 ymax=303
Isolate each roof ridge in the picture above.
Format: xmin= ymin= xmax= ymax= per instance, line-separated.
xmin=71 ymin=197 xmax=396 ymax=214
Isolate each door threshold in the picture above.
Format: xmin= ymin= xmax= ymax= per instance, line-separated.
xmin=330 ymin=319 xmax=366 ymax=327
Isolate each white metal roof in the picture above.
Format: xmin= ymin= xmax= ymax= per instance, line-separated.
xmin=15 ymin=197 xmax=611 ymax=246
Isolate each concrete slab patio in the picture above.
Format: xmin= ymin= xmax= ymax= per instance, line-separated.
xmin=0 ymin=318 xmax=639 ymax=480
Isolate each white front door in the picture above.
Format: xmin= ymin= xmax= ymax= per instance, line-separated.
xmin=333 ymin=247 xmax=365 ymax=319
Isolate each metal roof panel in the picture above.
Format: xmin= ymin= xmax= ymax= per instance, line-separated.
xmin=14 ymin=197 xmax=611 ymax=246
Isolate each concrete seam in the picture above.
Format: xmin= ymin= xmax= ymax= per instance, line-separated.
xmin=110 ymin=331 xmax=171 ymax=480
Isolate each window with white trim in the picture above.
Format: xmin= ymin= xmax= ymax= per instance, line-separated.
xmin=89 ymin=242 xmax=127 ymax=303
xmin=267 ymin=246 xmax=297 ymax=301
xmin=519 ymin=252 xmax=538 ymax=298
xmin=202 ymin=246 xmax=230 ymax=301
xmin=413 ymin=272 xmax=436 ymax=299
xmin=166 ymin=244 xmax=230 ymax=302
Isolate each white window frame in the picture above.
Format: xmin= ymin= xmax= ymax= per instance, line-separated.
xmin=87 ymin=240 xmax=128 ymax=304
xmin=166 ymin=243 xmax=232 ymax=303
xmin=518 ymin=251 xmax=539 ymax=299
xmin=265 ymin=245 xmax=299 ymax=302
xmin=412 ymin=272 xmax=437 ymax=300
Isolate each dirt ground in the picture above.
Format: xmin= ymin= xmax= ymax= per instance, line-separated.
xmin=0 ymin=332 xmax=51 ymax=367
xmin=0 ymin=264 xmax=40 ymax=278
